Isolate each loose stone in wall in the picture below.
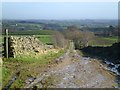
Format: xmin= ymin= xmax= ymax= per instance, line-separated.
xmin=9 ymin=36 xmax=51 ymax=58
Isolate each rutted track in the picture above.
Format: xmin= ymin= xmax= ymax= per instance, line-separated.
xmin=25 ymin=43 xmax=118 ymax=88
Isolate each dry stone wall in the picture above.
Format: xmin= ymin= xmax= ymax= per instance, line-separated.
xmin=9 ymin=36 xmax=54 ymax=58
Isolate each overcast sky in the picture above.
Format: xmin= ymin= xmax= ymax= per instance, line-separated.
xmin=2 ymin=2 xmax=118 ymax=20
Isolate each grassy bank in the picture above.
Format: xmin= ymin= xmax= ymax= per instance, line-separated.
xmin=2 ymin=49 xmax=65 ymax=88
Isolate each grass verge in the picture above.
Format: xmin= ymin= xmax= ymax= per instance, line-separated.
xmin=2 ymin=49 xmax=65 ymax=88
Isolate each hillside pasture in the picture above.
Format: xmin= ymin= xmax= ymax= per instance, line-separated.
xmin=2 ymin=30 xmax=55 ymax=35
xmin=89 ymin=36 xmax=119 ymax=46
xmin=35 ymin=35 xmax=54 ymax=45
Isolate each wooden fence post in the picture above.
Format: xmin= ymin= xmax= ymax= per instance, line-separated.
xmin=5 ymin=29 xmax=8 ymax=58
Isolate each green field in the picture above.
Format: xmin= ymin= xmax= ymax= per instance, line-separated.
xmin=90 ymin=36 xmax=119 ymax=46
xmin=2 ymin=29 xmax=56 ymax=45
xmin=35 ymin=35 xmax=54 ymax=45
xmin=3 ymin=30 xmax=55 ymax=35
xmin=102 ymin=36 xmax=119 ymax=42
xmin=2 ymin=35 xmax=54 ymax=45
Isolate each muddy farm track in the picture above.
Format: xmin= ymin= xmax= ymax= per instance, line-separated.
xmin=24 ymin=42 xmax=118 ymax=88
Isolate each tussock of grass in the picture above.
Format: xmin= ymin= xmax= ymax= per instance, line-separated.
xmin=2 ymin=67 xmax=12 ymax=87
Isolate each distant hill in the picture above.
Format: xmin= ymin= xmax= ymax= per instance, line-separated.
xmin=2 ymin=19 xmax=119 ymax=36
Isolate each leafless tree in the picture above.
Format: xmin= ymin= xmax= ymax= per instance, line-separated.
xmin=64 ymin=26 xmax=95 ymax=49
xmin=82 ymin=30 xmax=95 ymax=47
xmin=53 ymin=31 xmax=68 ymax=48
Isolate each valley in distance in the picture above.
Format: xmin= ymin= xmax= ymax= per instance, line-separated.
xmin=1 ymin=19 xmax=120 ymax=89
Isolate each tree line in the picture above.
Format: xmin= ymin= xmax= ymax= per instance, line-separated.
xmin=53 ymin=26 xmax=95 ymax=49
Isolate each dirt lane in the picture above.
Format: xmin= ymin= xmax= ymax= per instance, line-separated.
xmin=25 ymin=43 xmax=118 ymax=88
